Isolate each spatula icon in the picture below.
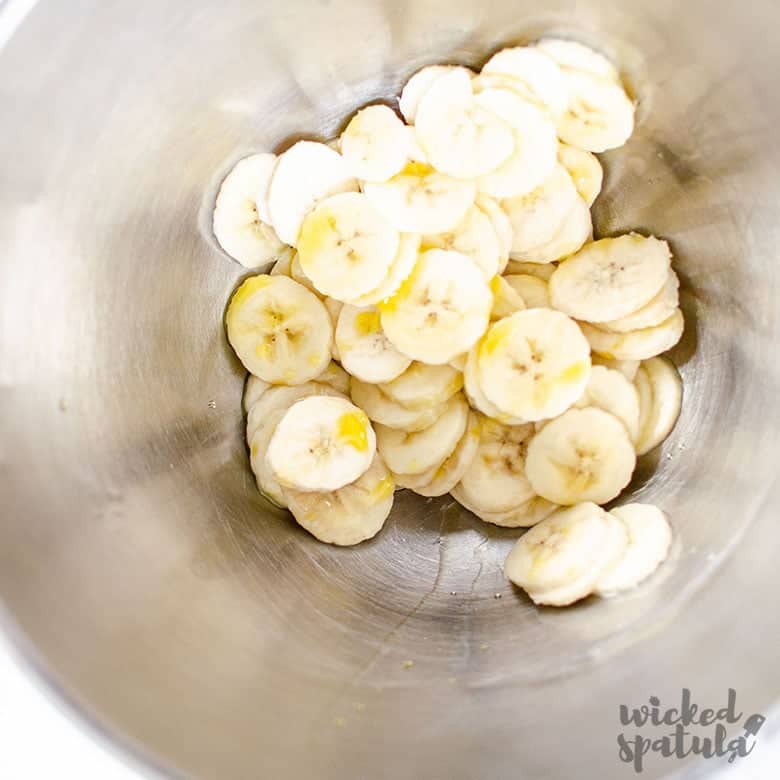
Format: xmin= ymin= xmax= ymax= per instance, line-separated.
xmin=728 ymin=713 xmax=766 ymax=763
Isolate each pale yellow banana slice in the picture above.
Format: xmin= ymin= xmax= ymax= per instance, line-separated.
xmin=380 ymin=249 xmax=492 ymax=364
xmin=416 ymin=68 xmax=515 ymax=180
xmin=252 ymin=152 xmax=278 ymax=225
xmin=363 ymin=162 xmax=476 ymax=234
xmin=549 ymin=234 xmax=672 ymax=322
xmin=267 ymin=140 xmax=358 ymax=245
xmin=283 ymin=454 xmax=394 ymax=546
xmin=378 ymin=362 xmax=462 ymax=410
xmin=557 ymin=143 xmax=603 ymax=206
xmin=518 ymin=195 xmax=592 ymax=264
xmin=243 ymin=374 xmax=270 ymax=414
xmin=399 ymin=65 xmax=472 ymax=124
xmin=475 ymin=196 xmax=512 ymax=270
xmin=226 ymin=275 xmax=332 ymax=384
xmin=591 ymin=355 xmax=640 ymax=381
xmin=573 ymin=365 xmax=641 ymax=442
xmin=213 ymin=155 xmax=288 ymax=268
xmin=452 ymin=486 xmax=558 ymax=528
xmin=535 ymin=38 xmax=619 ymax=82
xmin=463 ymin=346 xmax=527 ymax=424
xmin=376 ymin=393 xmax=469 ymax=475
xmin=601 ymin=272 xmax=680 ymax=333
xmin=525 ymin=407 xmax=636 ymax=505
xmin=315 ymin=361 xmax=351 ymax=396
xmin=335 ymin=305 xmax=411 ymax=384
xmin=595 ymin=504 xmax=672 ymax=594
xmin=350 ymin=378 xmax=448 ymax=432
xmin=267 ymin=396 xmax=376 ymax=491
xmin=503 ymin=274 xmax=550 ymax=309
xmin=340 ymin=104 xmax=410 ymax=182
xmin=580 ymin=308 xmax=685 ymax=361
xmin=635 ymin=357 xmax=683 ymax=456
xmin=477 ymin=309 xmax=591 ymax=422
xmin=297 ymin=192 xmax=400 ymax=301
xmin=503 ymin=260 xmax=556 ymax=280
xmin=490 ymin=275 xmax=527 ymax=320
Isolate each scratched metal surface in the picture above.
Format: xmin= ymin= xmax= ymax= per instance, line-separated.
xmin=0 ymin=1 xmax=779 ymax=778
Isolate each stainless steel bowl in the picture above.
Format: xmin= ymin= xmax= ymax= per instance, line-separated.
xmin=1 ymin=1 xmax=779 ymax=778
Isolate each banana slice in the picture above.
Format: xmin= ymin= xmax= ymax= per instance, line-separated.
xmin=213 ymin=155 xmax=288 ymax=268
xmin=376 ymin=394 xmax=469 ymax=475
xmin=363 ymin=162 xmax=476 ymax=234
xmin=335 ymin=305 xmax=411 ymax=384
xmin=535 ymin=38 xmax=619 ymax=82
xmin=481 ymin=46 xmax=568 ymax=118
xmin=504 ymin=274 xmax=550 ymax=309
xmin=475 ymin=196 xmax=512 ymax=270
xmin=525 ymin=407 xmax=636 ymax=505
xmin=592 ymin=355 xmax=640 ymax=381
xmin=252 ymin=153 xmax=278 ymax=225
xmin=557 ymin=70 xmax=635 ymax=153
xmin=267 ymin=396 xmax=376 ymax=491
xmin=595 ymin=504 xmax=673 ymax=594
xmin=399 ymin=65 xmax=470 ymax=124
xmin=600 ymin=272 xmax=680 ymax=333
xmin=579 ymin=308 xmax=685 ymax=361
xmin=557 ymin=143 xmax=603 ymax=206
xmin=283 ymin=454 xmax=395 ymax=546
xmin=422 ymin=204 xmax=504 ymax=281
xmin=503 ymin=260 xmax=556 ymax=280
xmin=243 ymin=374 xmax=270 ymax=414
xmin=267 ymin=140 xmax=358 ymax=245
xmin=573 ymin=365 xmax=641 ymax=442
xmin=289 ymin=252 xmax=320 ymax=296
xmin=226 ymin=275 xmax=332 ymax=384
xmin=549 ymin=234 xmax=672 ymax=322
xmin=380 ymin=249 xmax=492 ymax=364
xmin=348 ymin=233 xmax=421 ymax=307
xmin=350 ymin=378 xmax=448 ymax=432
xmin=490 ymin=275 xmax=527 ymax=320
xmin=269 ymin=249 xmax=294 ymax=276
xmin=378 ymin=362 xmax=462 ymax=410
xmin=453 ymin=486 xmax=558 ymax=528
xmin=635 ymin=357 xmax=683 ymax=456
xmin=477 ymin=309 xmax=591 ymax=422
xmin=315 ymin=361 xmax=351 ymax=395
xmin=517 ymin=194 xmax=592 ymax=264
xmin=340 ymin=104 xmax=410 ymax=182
xmin=463 ymin=345 xmax=527 ymax=424
xmin=474 ymin=89 xmax=558 ymax=198
xmin=415 ymin=68 xmax=515 ymax=179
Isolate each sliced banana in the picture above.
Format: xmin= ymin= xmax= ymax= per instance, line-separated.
xmin=315 ymin=361 xmax=351 ymax=396
xmin=349 ymin=232 xmax=421 ymax=307
xmin=267 ymin=396 xmax=376 ymax=491
xmin=415 ymin=68 xmax=515 ymax=180
xmin=635 ymin=357 xmax=683 ymax=456
xmin=573 ymin=365 xmax=641 ymax=442
xmin=378 ymin=362 xmax=462 ymax=410
xmin=580 ymin=308 xmax=685 ymax=361
xmin=453 ymin=486 xmax=558 ymax=528
xmin=380 ymin=249 xmax=492 ymax=364
xmin=364 ymin=162 xmax=476 ymax=234
xmin=252 ymin=152 xmax=278 ymax=225
xmin=463 ymin=345 xmax=527 ymax=424
xmin=267 ymin=140 xmax=358 ymax=245
xmin=335 ymin=305 xmax=411 ymax=384
xmin=340 ymin=104 xmax=410 ymax=182
xmin=535 ymin=38 xmax=619 ymax=82
xmin=477 ymin=309 xmax=591 ymax=422
xmin=549 ymin=234 xmax=672 ymax=322
xmin=490 ymin=275 xmax=527 ymax=320
xmin=283 ymin=454 xmax=394 ymax=546
xmin=601 ymin=272 xmax=680 ymax=333
xmin=518 ymin=194 xmax=592 ymax=264
xmin=475 ymin=196 xmax=512 ymax=270
xmin=503 ymin=260 xmax=556 ymax=280
xmin=351 ymin=378 xmax=448 ymax=432
xmin=243 ymin=374 xmax=270 ymax=414
xmin=595 ymin=504 xmax=673 ymax=594
xmin=399 ymin=65 xmax=467 ymax=124
xmin=213 ymin=155 xmax=288 ymax=268
xmin=525 ymin=407 xmax=636 ymax=505
xmin=503 ymin=274 xmax=550 ymax=309
xmin=557 ymin=143 xmax=603 ymax=206
xmin=226 ymin=275 xmax=332 ymax=384
xmin=591 ymin=355 xmax=640 ymax=381
xmin=376 ymin=394 xmax=469 ymax=475
xmin=289 ymin=251 xmax=320 ymax=296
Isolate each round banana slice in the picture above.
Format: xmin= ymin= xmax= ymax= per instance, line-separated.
xmin=503 ymin=274 xmax=550 ymax=309
xmin=270 ymin=250 xmax=293 ymax=276
xmin=363 ymin=162 xmax=476 ymax=234
xmin=456 ymin=415 xmax=536 ymax=513
xmin=350 ymin=378 xmax=448 ymax=432
xmin=376 ymin=394 xmax=469 ymax=475
xmin=535 ymin=38 xmax=619 ymax=82
xmin=518 ymin=195 xmax=592 ymax=264
xmin=349 ymin=233 xmax=421 ymax=306
xmin=504 ymin=260 xmax=556 ymax=280
xmin=478 ymin=309 xmax=591 ymax=422
xmin=557 ymin=70 xmax=635 ymax=153
xmin=297 ymin=192 xmax=400 ymax=301
xmin=380 ymin=249 xmax=492 ymax=364
xmin=315 ymin=361 xmax=351 ymax=396
xmin=243 ymin=374 xmax=270 ymax=414
xmin=226 ymin=275 xmax=332 ymax=384
xmin=399 ymin=65 xmax=469 ymax=124
xmin=252 ymin=152 xmax=278 ymax=225
xmin=475 ymin=196 xmax=512 ymax=269
xmin=573 ymin=365 xmax=641 ymax=442
xmin=580 ymin=308 xmax=685 ymax=361
xmin=340 ymin=104 xmax=410 ymax=182
xmin=336 ymin=305 xmax=411 ymax=384
xmin=463 ymin=346 xmax=527 ymax=424
xmin=267 ymin=140 xmax=358 ymax=245
xmin=595 ymin=504 xmax=673 ymax=594
xmin=557 ymin=143 xmax=603 ymax=206
xmin=549 ymin=234 xmax=672 ymax=322
xmin=525 ymin=407 xmax=636 ymax=505
xmin=635 ymin=357 xmax=683 ymax=456
xmin=283 ymin=454 xmax=395 ymax=546
xmin=378 ymin=362 xmax=462 ymax=410
xmin=600 ymin=272 xmax=680 ymax=333
xmin=415 ymin=68 xmax=515 ymax=180
xmin=592 ymin=355 xmax=640 ymax=381
xmin=267 ymin=396 xmax=376 ymax=491
xmin=453 ymin=486 xmax=558 ymax=528
xmin=490 ymin=275 xmax=527 ymax=320
xmin=481 ymin=46 xmax=568 ymax=118
xmin=213 ymin=155 xmax=288 ymax=268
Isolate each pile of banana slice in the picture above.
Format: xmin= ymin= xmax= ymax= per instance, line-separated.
xmin=215 ymin=38 xmax=684 ymax=606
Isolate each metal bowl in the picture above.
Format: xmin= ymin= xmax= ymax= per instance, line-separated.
xmin=1 ymin=1 xmax=779 ymax=778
